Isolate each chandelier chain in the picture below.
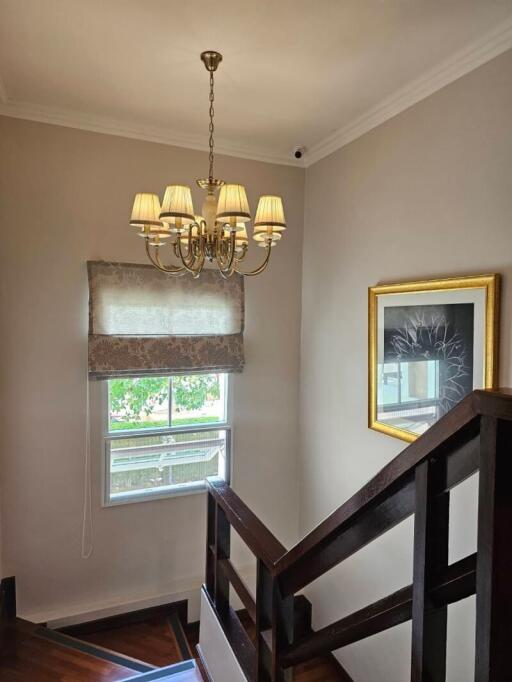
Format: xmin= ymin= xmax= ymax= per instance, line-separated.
xmin=208 ymin=70 xmax=215 ymax=182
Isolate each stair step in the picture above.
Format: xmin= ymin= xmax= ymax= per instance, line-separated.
xmin=35 ymin=625 xmax=156 ymax=672
xmin=120 ymin=659 xmax=202 ymax=681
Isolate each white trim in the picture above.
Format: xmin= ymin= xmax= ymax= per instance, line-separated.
xmin=0 ymin=17 xmax=511 ymax=167
xmin=102 ymin=374 xmax=232 ymax=506
xmin=0 ymin=98 xmax=298 ymax=167
xmin=25 ymin=579 xmax=203 ymax=628
xmin=304 ymin=15 xmax=512 ymax=166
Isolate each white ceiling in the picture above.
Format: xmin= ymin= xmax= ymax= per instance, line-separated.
xmin=0 ymin=0 xmax=511 ymax=166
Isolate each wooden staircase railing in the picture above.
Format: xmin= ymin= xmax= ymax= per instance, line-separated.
xmin=204 ymin=388 xmax=512 ymax=681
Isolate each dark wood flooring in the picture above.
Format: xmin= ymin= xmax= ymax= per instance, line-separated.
xmin=80 ymin=616 xmax=183 ymax=668
xmin=0 ymin=623 xmax=135 ymax=681
xmin=0 ymin=613 xmax=348 ymax=681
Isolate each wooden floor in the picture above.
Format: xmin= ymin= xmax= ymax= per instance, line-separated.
xmin=83 ymin=615 xmax=346 ymax=681
xmin=0 ymin=614 xmax=347 ymax=681
xmin=80 ymin=616 xmax=184 ymax=668
xmin=0 ymin=624 xmax=135 ymax=681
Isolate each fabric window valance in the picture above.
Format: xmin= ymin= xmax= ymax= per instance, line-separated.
xmin=87 ymin=261 xmax=244 ymax=379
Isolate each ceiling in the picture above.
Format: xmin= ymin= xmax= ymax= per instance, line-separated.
xmin=0 ymin=0 xmax=511 ymax=166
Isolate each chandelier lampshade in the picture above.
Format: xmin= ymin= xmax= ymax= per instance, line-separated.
xmin=253 ymin=195 xmax=286 ymax=242
xmin=128 ymin=52 xmax=288 ymax=278
xmin=160 ymin=185 xmax=195 ymax=229
xmin=216 ymin=184 xmax=251 ymax=226
xmin=130 ymin=193 xmax=163 ymax=227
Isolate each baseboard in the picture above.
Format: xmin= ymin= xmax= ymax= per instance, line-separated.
xmin=30 ymin=584 xmax=202 ymax=629
xmin=21 ymin=564 xmax=256 ymax=628
xmin=59 ymin=599 xmax=188 ymax=637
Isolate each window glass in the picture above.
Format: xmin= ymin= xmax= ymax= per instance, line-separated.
xmin=108 ymin=429 xmax=228 ymax=502
xmin=105 ymin=373 xmax=230 ymax=503
xmin=109 ymin=377 xmax=170 ymax=431
xmin=171 ymin=373 xmax=227 ymax=426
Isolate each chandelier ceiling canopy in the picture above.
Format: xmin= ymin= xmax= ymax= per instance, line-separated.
xmin=130 ymin=51 xmax=286 ymax=278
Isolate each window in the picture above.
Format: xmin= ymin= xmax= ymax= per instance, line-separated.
xmin=103 ymin=373 xmax=230 ymax=505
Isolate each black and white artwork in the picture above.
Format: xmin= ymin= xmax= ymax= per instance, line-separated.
xmin=378 ymin=303 xmax=475 ymax=436
xmin=370 ymin=275 xmax=499 ymax=442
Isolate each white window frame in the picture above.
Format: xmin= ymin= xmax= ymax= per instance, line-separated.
xmin=101 ymin=374 xmax=232 ymax=507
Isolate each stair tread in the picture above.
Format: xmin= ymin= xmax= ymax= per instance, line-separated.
xmin=36 ymin=626 xmax=155 ymax=672
xmin=0 ymin=623 xmax=137 ymax=681
xmin=78 ymin=614 xmax=187 ymax=668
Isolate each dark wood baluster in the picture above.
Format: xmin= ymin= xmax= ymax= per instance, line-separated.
xmin=475 ymin=416 xmax=512 ymax=681
xmin=214 ymin=502 xmax=231 ymax=615
xmin=271 ymin=578 xmax=294 ymax=682
xmin=411 ymin=458 xmax=449 ymax=681
xmin=255 ymin=559 xmax=294 ymax=682
xmin=256 ymin=559 xmax=273 ymax=682
xmin=205 ymin=492 xmax=216 ymax=596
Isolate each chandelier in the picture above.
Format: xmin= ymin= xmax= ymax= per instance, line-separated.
xmin=129 ymin=51 xmax=286 ymax=278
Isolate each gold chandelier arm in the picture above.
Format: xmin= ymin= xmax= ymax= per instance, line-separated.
xmin=234 ymin=243 xmax=273 ymax=276
xmin=177 ymin=234 xmax=205 ymax=277
xmin=174 ymin=231 xmax=197 ymax=267
xmin=235 ymin=243 xmax=248 ymax=262
xmin=215 ymin=230 xmax=237 ymax=274
xmin=145 ymin=239 xmax=187 ymax=275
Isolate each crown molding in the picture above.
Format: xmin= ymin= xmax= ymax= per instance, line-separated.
xmin=303 ymin=15 xmax=512 ymax=167
xmin=0 ymin=15 xmax=511 ymax=169
xmin=0 ymin=98 xmax=302 ymax=167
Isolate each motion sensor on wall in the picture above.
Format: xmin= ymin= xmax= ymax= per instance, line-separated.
xmin=292 ymin=146 xmax=305 ymax=160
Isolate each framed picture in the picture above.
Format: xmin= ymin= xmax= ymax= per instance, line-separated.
xmin=368 ymin=274 xmax=499 ymax=442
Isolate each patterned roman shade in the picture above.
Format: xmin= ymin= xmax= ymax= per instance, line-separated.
xmin=87 ymin=261 xmax=244 ymax=379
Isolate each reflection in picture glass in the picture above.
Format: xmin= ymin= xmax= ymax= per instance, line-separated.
xmin=377 ymin=303 xmax=474 ymax=436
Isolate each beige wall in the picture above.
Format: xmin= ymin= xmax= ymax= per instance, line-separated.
xmin=300 ymin=49 xmax=512 ymax=681
xmin=0 ymin=117 xmax=304 ymax=621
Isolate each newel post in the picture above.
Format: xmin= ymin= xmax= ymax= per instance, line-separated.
xmin=475 ymin=416 xmax=512 ymax=681
xmin=255 ymin=560 xmax=294 ymax=681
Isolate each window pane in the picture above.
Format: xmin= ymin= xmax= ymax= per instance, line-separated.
xmin=108 ymin=429 xmax=228 ymax=501
xmin=108 ymin=377 xmax=170 ymax=432
xmin=171 ymin=373 xmax=227 ymax=427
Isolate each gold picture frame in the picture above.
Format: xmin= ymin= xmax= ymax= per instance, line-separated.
xmin=369 ymin=274 xmax=500 ymax=443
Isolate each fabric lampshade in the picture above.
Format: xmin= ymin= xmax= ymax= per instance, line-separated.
xmin=216 ymin=184 xmax=251 ymax=225
xmin=159 ymin=185 xmax=195 ymax=227
xmin=130 ymin=193 xmax=163 ymax=227
xmin=253 ymin=195 xmax=286 ymax=243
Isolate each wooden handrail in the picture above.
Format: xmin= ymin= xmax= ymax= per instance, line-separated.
xmin=207 ymin=480 xmax=287 ymax=568
xmin=273 ymin=390 xmax=480 ymax=580
xmin=204 ymin=388 xmax=512 ymax=680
